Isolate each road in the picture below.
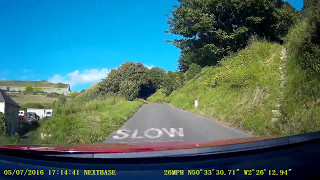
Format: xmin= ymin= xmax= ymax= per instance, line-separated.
xmin=104 ymin=103 xmax=252 ymax=143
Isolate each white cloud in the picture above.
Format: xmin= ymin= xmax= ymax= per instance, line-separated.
xmin=145 ymin=65 xmax=154 ymax=69
xmin=48 ymin=68 xmax=110 ymax=88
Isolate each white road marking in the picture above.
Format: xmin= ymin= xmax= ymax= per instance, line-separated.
xmin=132 ymin=129 xmax=143 ymax=139
xmin=112 ymin=128 xmax=184 ymax=140
xmin=162 ymin=128 xmax=184 ymax=137
xmin=144 ymin=128 xmax=163 ymax=139
xmin=116 ymin=140 xmax=185 ymax=144
xmin=113 ymin=129 xmax=130 ymax=140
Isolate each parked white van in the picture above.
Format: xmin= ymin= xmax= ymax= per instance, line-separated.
xmin=27 ymin=108 xmax=53 ymax=119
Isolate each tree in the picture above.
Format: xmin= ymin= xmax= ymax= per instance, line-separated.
xmin=99 ymin=62 xmax=151 ymax=100
xmin=285 ymin=0 xmax=320 ymax=77
xmin=163 ymin=71 xmax=185 ymax=96
xmin=0 ymin=112 xmax=6 ymax=136
xmin=99 ymin=69 xmax=122 ymax=96
xmin=275 ymin=2 xmax=302 ymax=40
xmin=25 ymin=86 xmax=34 ymax=93
xmin=119 ymin=81 xmax=139 ymax=101
xmin=184 ymin=63 xmax=202 ymax=81
xmin=167 ymin=0 xmax=299 ymax=71
xmin=303 ymin=0 xmax=319 ymax=10
xmin=149 ymin=67 xmax=166 ymax=90
xmin=117 ymin=62 xmax=150 ymax=89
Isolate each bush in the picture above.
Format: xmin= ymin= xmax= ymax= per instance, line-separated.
xmin=25 ymin=86 xmax=34 ymax=93
xmin=99 ymin=69 xmax=121 ymax=95
xmin=119 ymin=81 xmax=139 ymax=101
xmin=184 ymin=63 xmax=202 ymax=81
xmin=0 ymin=112 xmax=6 ymax=136
xmin=99 ymin=62 xmax=152 ymax=100
xmin=163 ymin=71 xmax=185 ymax=96
xmin=149 ymin=67 xmax=165 ymax=90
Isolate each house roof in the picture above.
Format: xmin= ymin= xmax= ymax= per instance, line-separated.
xmin=0 ymin=90 xmax=20 ymax=108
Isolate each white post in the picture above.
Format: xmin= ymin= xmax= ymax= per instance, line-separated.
xmin=195 ymin=100 xmax=199 ymax=108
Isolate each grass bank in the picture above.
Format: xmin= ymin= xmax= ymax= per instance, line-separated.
xmin=277 ymin=55 xmax=320 ymax=135
xmin=0 ymin=135 xmax=20 ymax=145
xmin=147 ymin=89 xmax=169 ymax=103
xmin=11 ymin=94 xmax=57 ymax=109
xmin=277 ymin=17 xmax=320 ymax=135
xmin=24 ymin=96 xmax=144 ymax=144
xmin=149 ymin=41 xmax=284 ymax=136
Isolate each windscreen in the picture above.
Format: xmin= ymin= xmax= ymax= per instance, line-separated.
xmin=0 ymin=0 xmax=319 ymax=149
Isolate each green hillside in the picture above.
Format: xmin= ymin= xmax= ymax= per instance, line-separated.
xmin=10 ymin=94 xmax=57 ymax=110
xmin=0 ymin=80 xmax=69 ymax=88
xmin=149 ymin=40 xmax=298 ymax=136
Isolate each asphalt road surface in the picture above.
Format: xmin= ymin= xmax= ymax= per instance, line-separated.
xmin=104 ymin=103 xmax=252 ymax=144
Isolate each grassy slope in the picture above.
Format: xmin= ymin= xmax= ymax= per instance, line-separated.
xmin=0 ymin=80 xmax=69 ymax=88
xmin=23 ymin=96 xmax=143 ymax=144
xmin=149 ymin=41 xmax=283 ymax=136
xmin=147 ymin=89 xmax=169 ymax=103
xmin=11 ymin=94 xmax=57 ymax=109
xmin=0 ymin=135 xmax=20 ymax=145
xmin=276 ymin=19 xmax=320 ymax=135
xmin=278 ymin=53 xmax=320 ymax=135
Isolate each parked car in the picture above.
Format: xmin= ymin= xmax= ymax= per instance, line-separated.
xmin=22 ymin=112 xmax=40 ymax=124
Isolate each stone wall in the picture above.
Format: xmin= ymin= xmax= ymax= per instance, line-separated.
xmin=0 ymin=86 xmax=70 ymax=95
xmin=42 ymin=87 xmax=70 ymax=95
xmin=0 ymin=86 xmax=25 ymax=92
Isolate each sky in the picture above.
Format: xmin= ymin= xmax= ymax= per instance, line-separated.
xmin=0 ymin=0 xmax=303 ymax=91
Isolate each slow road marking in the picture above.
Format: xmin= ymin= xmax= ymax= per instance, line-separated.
xmin=113 ymin=128 xmax=184 ymax=140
